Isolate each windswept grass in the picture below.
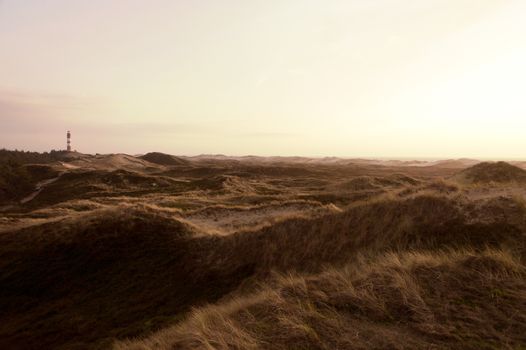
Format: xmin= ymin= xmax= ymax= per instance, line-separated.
xmin=117 ymin=249 xmax=526 ymax=350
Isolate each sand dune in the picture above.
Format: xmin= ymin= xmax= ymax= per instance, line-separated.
xmin=0 ymin=150 xmax=525 ymax=349
xmin=140 ymin=152 xmax=190 ymax=166
xmin=453 ymin=161 xmax=526 ymax=184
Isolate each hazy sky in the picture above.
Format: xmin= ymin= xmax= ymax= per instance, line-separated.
xmin=1 ymin=0 xmax=526 ymax=158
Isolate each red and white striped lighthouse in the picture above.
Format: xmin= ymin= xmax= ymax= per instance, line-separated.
xmin=67 ymin=130 xmax=71 ymax=152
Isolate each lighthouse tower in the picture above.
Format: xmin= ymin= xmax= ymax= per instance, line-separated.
xmin=67 ymin=130 xmax=72 ymax=152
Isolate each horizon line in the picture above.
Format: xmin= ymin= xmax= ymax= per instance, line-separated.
xmin=2 ymin=148 xmax=526 ymax=162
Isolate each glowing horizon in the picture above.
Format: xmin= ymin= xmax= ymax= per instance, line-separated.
xmin=1 ymin=0 xmax=526 ymax=159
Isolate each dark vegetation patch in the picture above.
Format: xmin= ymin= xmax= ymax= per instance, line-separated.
xmin=23 ymin=164 xmax=61 ymax=182
xmin=0 ymin=207 xmax=254 ymax=349
xmin=0 ymin=150 xmax=73 ymax=204
xmin=0 ymin=159 xmax=34 ymax=203
xmin=0 ymin=149 xmax=68 ymax=165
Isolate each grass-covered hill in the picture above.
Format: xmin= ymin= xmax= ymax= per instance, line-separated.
xmin=1 ymin=194 xmax=525 ymax=349
xmin=119 ymin=249 xmax=526 ymax=350
xmin=0 ymin=149 xmax=73 ymax=203
xmin=139 ymin=152 xmax=189 ymax=166
xmin=454 ymin=161 xmax=526 ymax=184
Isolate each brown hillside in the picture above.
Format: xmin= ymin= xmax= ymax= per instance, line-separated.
xmin=21 ymin=169 xmax=181 ymax=208
xmin=1 ymin=194 xmax=525 ymax=349
xmin=140 ymin=152 xmax=189 ymax=166
xmin=454 ymin=161 xmax=526 ymax=184
xmin=0 ymin=206 xmax=254 ymax=349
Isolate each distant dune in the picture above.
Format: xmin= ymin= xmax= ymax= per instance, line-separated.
xmin=69 ymin=154 xmax=163 ymax=172
xmin=430 ymin=158 xmax=480 ymax=169
xmin=183 ymin=154 xmax=483 ymax=168
xmin=139 ymin=152 xmax=189 ymax=166
xmin=454 ymin=161 xmax=526 ymax=184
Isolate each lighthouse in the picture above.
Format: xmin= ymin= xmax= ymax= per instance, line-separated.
xmin=67 ymin=130 xmax=72 ymax=152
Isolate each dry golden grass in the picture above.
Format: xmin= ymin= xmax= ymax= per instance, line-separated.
xmin=117 ymin=249 xmax=526 ymax=350
xmin=2 ymin=193 xmax=525 ymax=349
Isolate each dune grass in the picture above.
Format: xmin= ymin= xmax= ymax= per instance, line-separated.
xmin=117 ymin=249 xmax=526 ymax=350
xmin=1 ymin=192 xmax=525 ymax=349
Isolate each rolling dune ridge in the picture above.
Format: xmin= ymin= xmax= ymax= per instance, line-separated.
xmin=0 ymin=151 xmax=525 ymax=349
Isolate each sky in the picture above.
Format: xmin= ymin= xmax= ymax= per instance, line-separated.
xmin=1 ymin=0 xmax=526 ymax=158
